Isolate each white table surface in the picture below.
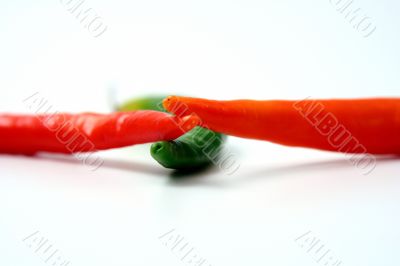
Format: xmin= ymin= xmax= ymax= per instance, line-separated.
xmin=1 ymin=0 xmax=399 ymax=265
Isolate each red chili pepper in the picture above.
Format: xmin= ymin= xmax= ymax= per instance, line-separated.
xmin=164 ymin=96 xmax=400 ymax=155
xmin=0 ymin=111 xmax=199 ymax=155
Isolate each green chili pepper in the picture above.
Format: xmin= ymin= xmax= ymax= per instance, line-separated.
xmin=117 ymin=96 xmax=166 ymax=112
xmin=151 ymin=126 xmax=226 ymax=170
xmin=118 ymin=96 xmax=227 ymax=170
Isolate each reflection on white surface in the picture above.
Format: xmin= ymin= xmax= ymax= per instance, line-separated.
xmin=1 ymin=139 xmax=400 ymax=265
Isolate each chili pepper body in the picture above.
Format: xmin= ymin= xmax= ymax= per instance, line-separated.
xmin=164 ymin=96 xmax=400 ymax=155
xmin=0 ymin=111 xmax=198 ymax=154
xmin=151 ymin=126 xmax=226 ymax=170
xmin=118 ymin=96 xmax=227 ymax=169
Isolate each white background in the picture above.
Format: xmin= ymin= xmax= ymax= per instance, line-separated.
xmin=1 ymin=0 xmax=399 ymax=265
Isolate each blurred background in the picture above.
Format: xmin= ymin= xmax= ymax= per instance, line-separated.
xmin=1 ymin=0 xmax=399 ymax=265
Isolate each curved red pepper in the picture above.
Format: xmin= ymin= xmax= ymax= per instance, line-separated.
xmin=0 ymin=110 xmax=199 ymax=154
xmin=164 ymin=96 xmax=400 ymax=155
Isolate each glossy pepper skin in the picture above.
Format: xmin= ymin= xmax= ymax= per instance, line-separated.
xmin=0 ymin=111 xmax=199 ymax=155
xmin=118 ymin=96 xmax=226 ymax=169
xmin=151 ymin=126 xmax=226 ymax=169
xmin=164 ymin=96 xmax=400 ymax=155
